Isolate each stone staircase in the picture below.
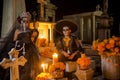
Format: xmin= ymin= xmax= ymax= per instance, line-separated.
xmin=82 ymin=44 xmax=102 ymax=76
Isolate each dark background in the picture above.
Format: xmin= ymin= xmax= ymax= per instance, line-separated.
xmin=0 ymin=0 xmax=120 ymax=36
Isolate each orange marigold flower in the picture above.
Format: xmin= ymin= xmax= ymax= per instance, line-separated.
xmin=97 ymin=44 xmax=105 ymax=52
xmin=76 ymin=54 xmax=91 ymax=66
xmin=106 ymin=44 xmax=113 ymax=49
xmin=48 ymin=62 xmax=65 ymax=73
xmin=109 ymin=38 xmax=115 ymax=44
xmin=112 ymin=36 xmax=120 ymax=41
xmin=114 ymin=47 xmax=119 ymax=53
xmin=103 ymin=39 xmax=108 ymax=43
xmin=100 ymin=42 xmax=105 ymax=46
xmin=92 ymin=36 xmax=120 ymax=57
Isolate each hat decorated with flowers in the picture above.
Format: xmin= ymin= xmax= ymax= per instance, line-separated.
xmin=55 ymin=19 xmax=78 ymax=34
xmin=17 ymin=11 xmax=31 ymax=24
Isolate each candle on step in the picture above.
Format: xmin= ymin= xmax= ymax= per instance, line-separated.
xmin=52 ymin=53 xmax=58 ymax=64
xmin=41 ymin=64 xmax=45 ymax=72
xmin=41 ymin=63 xmax=48 ymax=72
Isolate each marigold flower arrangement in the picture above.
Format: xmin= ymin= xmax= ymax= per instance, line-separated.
xmin=92 ymin=36 xmax=120 ymax=57
xmin=36 ymin=72 xmax=51 ymax=80
xmin=38 ymin=38 xmax=46 ymax=47
xmin=76 ymin=54 xmax=91 ymax=70
xmin=48 ymin=62 xmax=65 ymax=78
xmin=40 ymin=47 xmax=58 ymax=58
xmin=49 ymin=62 xmax=65 ymax=73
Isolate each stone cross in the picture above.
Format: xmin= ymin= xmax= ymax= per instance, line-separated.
xmin=37 ymin=0 xmax=47 ymax=21
xmin=96 ymin=4 xmax=101 ymax=11
xmin=0 ymin=48 xmax=27 ymax=80
xmin=103 ymin=0 xmax=108 ymax=14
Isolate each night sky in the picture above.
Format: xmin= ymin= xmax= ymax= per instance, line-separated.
xmin=24 ymin=0 xmax=120 ymax=21
xmin=0 ymin=0 xmax=120 ymax=36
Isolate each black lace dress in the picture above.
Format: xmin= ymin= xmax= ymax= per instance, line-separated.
xmin=0 ymin=29 xmax=41 ymax=80
xmin=16 ymin=30 xmax=41 ymax=80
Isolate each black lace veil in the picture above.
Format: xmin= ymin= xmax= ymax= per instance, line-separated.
xmin=0 ymin=11 xmax=31 ymax=55
xmin=0 ymin=18 xmax=21 ymax=59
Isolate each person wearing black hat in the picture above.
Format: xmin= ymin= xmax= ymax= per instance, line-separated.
xmin=55 ymin=19 xmax=83 ymax=80
xmin=55 ymin=19 xmax=83 ymax=62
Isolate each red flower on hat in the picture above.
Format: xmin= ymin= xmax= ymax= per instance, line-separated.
xmin=17 ymin=16 xmax=22 ymax=24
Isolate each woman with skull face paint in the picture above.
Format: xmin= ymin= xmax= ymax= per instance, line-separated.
xmin=0 ymin=12 xmax=41 ymax=80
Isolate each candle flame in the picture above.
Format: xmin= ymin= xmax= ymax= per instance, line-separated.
xmin=53 ymin=53 xmax=58 ymax=57
xmin=41 ymin=64 xmax=45 ymax=67
xmin=52 ymin=53 xmax=58 ymax=64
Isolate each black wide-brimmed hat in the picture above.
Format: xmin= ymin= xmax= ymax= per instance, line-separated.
xmin=55 ymin=19 xmax=78 ymax=34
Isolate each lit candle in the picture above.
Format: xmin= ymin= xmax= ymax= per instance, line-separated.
xmin=38 ymin=35 xmax=46 ymax=47
xmin=52 ymin=53 xmax=58 ymax=64
xmin=41 ymin=63 xmax=48 ymax=72
xmin=44 ymin=63 xmax=48 ymax=72
xmin=41 ymin=64 xmax=45 ymax=72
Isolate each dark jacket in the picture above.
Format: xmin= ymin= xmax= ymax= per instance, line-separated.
xmin=56 ymin=35 xmax=83 ymax=61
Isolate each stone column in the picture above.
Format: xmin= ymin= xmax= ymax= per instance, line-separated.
xmin=88 ymin=18 xmax=92 ymax=42
xmin=80 ymin=17 xmax=83 ymax=40
xmin=1 ymin=0 xmax=26 ymax=38
xmin=92 ymin=15 xmax=96 ymax=40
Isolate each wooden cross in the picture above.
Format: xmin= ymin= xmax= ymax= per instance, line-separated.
xmin=96 ymin=4 xmax=101 ymax=11
xmin=0 ymin=48 xmax=27 ymax=80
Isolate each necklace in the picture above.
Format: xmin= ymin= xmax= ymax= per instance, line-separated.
xmin=15 ymin=40 xmax=26 ymax=55
xmin=63 ymin=37 xmax=71 ymax=47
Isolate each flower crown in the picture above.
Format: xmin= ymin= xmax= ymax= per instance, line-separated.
xmin=17 ymin=12 xmax=31 ymax=24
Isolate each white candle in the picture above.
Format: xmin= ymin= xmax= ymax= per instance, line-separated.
xmin=44 ymin=63 xmax=48 ymax=72
xmin=41 ymin=63 xmax=48 ymax=72
xmin=52 ymin=53 xmax=58 ymax=64
xmin=41 ymin=64 xmax=45 ymax=72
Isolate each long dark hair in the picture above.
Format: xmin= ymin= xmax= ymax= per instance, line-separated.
xmin=31 ymin=29 xmax=39 ymax=43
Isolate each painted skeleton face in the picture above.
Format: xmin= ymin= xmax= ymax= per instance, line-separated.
xmin=63 ymin=26 xmax=71 ymax=36
xmin=21 ymin=17 xmax=29 ymax=28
